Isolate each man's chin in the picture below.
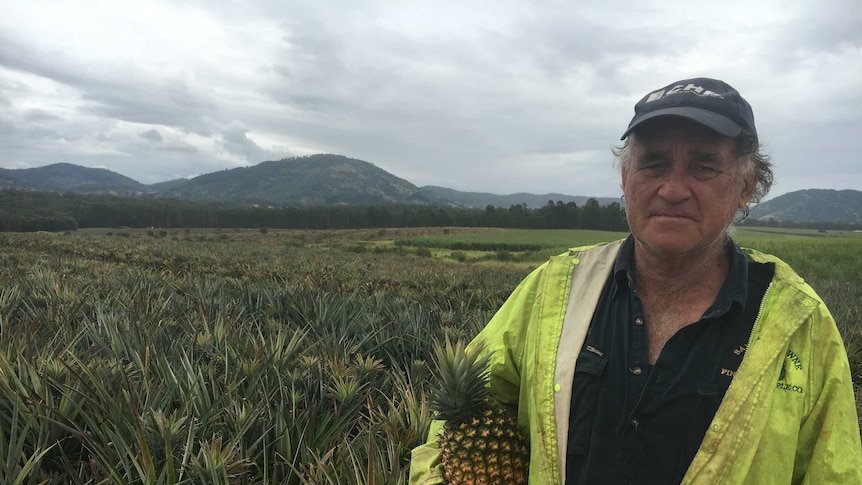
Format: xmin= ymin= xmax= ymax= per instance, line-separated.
xmin=634 ymin=234 xmax=704 ymax=256
xmin=634 ymin=231 xmax=728 ymax=258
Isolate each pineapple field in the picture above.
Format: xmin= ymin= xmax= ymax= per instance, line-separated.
xmin=1 ymin=227 xmax=860 ymax=483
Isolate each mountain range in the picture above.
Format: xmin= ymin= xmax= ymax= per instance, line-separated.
xmin=0 ymin=155 xmax=619 ymax=209
xmin=748 ymin=189 xmax=862 ymax=225
xmin=1 ymin=155 xmax=860 ymax=224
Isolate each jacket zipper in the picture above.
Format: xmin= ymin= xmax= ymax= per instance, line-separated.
xmin=746 ymin=281 xmax=773 ymax=347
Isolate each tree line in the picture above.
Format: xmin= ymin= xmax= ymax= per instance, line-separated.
xmin=0 ymin=190 xmax=630 ymax=232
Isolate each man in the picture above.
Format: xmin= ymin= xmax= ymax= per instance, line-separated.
xmin=410 ymin=77 xmax=862 ymax=484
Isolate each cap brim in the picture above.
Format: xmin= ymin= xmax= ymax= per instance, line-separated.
xmin=620 ymin=107 xmax=743 ymax=140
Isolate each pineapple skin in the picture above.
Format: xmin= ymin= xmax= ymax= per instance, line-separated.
xmin=439 ymin=404 xmax=529 ymax=485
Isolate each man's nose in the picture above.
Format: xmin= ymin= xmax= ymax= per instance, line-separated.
xmin=657 ymin=165 xmax=692 ymax=202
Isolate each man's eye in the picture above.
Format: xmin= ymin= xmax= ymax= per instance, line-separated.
xmin=695 ymin=165 xmax=720 ymax=173
xmin=637 ymin=161 xmax=666 ymax=171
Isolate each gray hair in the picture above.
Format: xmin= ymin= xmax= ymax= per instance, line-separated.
xmin=613 ymin=130 xmax=773 ymax=222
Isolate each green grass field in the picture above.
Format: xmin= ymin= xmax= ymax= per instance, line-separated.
xmin=0 ymin=227 xmax=859 ymax=483
xmin=396 ymin=226 xmax=862 ymax=278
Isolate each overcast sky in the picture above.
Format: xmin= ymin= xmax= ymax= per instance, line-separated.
xmin=1 ymin=1 xmax=860 ymax=199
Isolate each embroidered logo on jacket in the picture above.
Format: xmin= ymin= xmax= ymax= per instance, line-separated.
xmin=777 ymin=349 xmax=804 ymax=394
xmin=718 ymin=344 xmax=747 ymax=380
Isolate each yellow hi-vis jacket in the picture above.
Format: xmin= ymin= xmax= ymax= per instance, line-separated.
xmin=410 ymin=240 xmax=862 ymax=484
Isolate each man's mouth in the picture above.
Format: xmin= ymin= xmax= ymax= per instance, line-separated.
xmin=649 ymin=211 xmax=696 ymax=220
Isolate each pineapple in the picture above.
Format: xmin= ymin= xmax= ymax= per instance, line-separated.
xmin=430 ymin=339 xmax=530 ymax=484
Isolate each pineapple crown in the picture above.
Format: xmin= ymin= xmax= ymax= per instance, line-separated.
xmin=429 ymin=338 xmax=492 ymax=424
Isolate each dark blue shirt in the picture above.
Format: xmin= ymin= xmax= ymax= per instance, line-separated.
xmin=566 ymin=235 xmax=774 ymax=484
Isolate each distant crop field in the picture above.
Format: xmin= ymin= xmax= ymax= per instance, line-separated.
xmin=0 ymin=226 xmax=859 ymax=482
xmin=396 ymin=228 xmax=629 ymax=250
xmin=734 ymin=227 xmax=862 ymax=281
xmin=395 ymin=228 xmax=630 ymax=264
xmin=396 ymin=227 xmax=862 ymax=278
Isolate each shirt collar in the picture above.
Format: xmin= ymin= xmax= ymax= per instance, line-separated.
xmin=611 ymin=235 xmax=637 ymax=297
xmin=611 ymin=234 xmax=749 ymax=317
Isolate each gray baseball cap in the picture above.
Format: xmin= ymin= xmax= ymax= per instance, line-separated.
xmin=621 ymin=77 xmax=757 ymax=140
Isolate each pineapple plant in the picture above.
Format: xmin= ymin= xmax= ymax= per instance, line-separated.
xmin=430 ymin=339 xmax=530 ymax=484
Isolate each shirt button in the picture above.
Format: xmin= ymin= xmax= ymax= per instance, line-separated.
xmin=631 ymin=418 xmax=640 ymax=427
xmin=634 ymin=317 xmax=644 ymax=326
xmin=631 ymin=367 xmax=643 ymax=376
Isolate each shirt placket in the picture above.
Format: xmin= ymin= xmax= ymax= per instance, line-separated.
xmin=614 ymin=287 xmax=651 ymax=479
xmin=626 ymin=289 xmax=650 ymax=418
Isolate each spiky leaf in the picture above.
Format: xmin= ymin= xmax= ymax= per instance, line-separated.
xmin=429 ymin=339 xmax=491 ymax=424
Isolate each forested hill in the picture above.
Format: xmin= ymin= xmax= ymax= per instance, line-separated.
xmin=161 ymin=154 xmax=440 ymax=206
xmin=0 ymin=154 xmax=616 ymax=208
xmin=749 ymin=189 xmax=862 ymax=225
xmin=0 ymin=163 xmax=147 ymax=195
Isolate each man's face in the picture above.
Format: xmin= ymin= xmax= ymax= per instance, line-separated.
xmin=621 ymin=117 xmax=755 ymax=256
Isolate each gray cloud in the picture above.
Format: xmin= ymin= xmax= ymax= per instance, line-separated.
xmin=0 ymin=30 xmax=222 ymax=136
xmin=23 ymin=109 xmax=60 ymax=121
xmin=218 ymin=124 xmax=290 ymax=163
xmin=139 ymin=129 xmax=163 ymax=142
